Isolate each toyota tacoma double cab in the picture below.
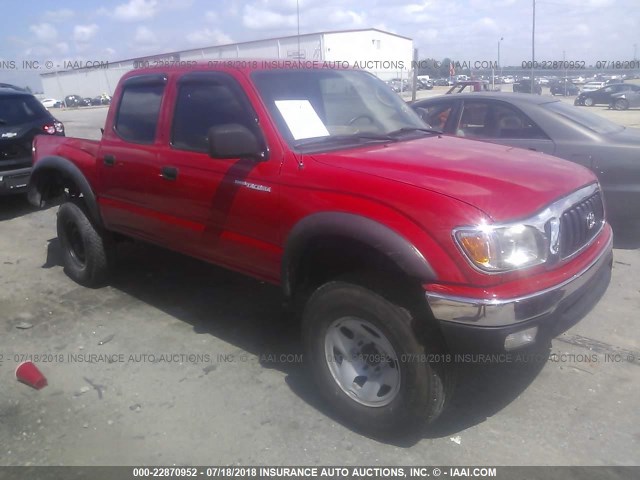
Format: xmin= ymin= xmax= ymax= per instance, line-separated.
xmin=28 ymin=62 xmax=613 ymax=434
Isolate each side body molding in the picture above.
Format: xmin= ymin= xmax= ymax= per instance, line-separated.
xmin=28 ymin=155 xmax=103 ymax=227
xmin=281 ymin=212 xmax=436 ymax=297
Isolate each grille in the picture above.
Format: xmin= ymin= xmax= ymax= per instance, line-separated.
xmin=559 ymin=191 xmax=604 ymax=259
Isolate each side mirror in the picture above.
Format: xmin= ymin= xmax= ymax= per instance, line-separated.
xmin=207 ymin=124 xmax=266 ymax=160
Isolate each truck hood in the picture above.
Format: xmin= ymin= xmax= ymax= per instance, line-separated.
xmin=311 ymin=135 xmax=596 ymax=222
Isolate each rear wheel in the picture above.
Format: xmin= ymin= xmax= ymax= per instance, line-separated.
xmin=613 ymin=98 xmax=629 ymax=110
xmin=57 ymin=201 xmax=113 ymax=287
xmin=302 ymin=280 xmax=453 ymax=434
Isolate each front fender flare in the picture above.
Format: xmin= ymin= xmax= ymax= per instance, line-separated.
xmin=281 ymin=212 xmax=436 ymax=298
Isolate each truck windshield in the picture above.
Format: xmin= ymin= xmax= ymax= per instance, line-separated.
xmin=252 ymin=69 xmax=430 ymax=151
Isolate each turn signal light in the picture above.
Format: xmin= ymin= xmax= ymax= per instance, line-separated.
xmin=459 ymin=233 xmax=491 ymax=266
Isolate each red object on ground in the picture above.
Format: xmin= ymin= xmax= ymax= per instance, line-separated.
xmin=15 ymin=361 xmax=48 ymax=390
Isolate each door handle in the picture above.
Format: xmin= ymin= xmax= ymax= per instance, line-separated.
xmin=161 ymin=166 xmax=178 ymax=180
xmin=103 ymin=154 xmax=116 ymax=166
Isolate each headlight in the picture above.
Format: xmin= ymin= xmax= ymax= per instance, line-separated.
xmin=454 ymin=223 xmax=547 ymax=272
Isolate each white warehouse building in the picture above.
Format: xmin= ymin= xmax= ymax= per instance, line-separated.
xmin=40 ymin=28 xmax=413 ymax=99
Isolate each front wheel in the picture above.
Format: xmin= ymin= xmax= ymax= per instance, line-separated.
xmin=584 ymin=97 xmax=594 ymax=106
xmin=302 ymin=281 xmax=453 ymax=434
xmin=57 ymin=201 xmax=113 ymax=287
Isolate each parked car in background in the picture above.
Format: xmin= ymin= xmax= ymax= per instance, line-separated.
xmin=417 ymin=78 xmax=433 ymax=90
xmin=550 ymin=80 xmax=579 ymax=96
xmin=575 ymin=83 xmax=640 ymax=106
xmin=0 ymin=86 xmax=64 ymax=194
xmin=410 ymin=92 xmax=640 ymax=221
xmin=513 ymin=79 xmax=542 ymax=95
xmin=41 ymin=98 xmax=63 ymax=108
xmin=581 ymin=81 xmax=607 ymax=93
xmin=434 ymin=78 xmax=453 ymax=86
xmin=63 ymin=95 xmax=85 ymax=108
xmin=609 ymin=90 xmax=640 ymax=110
xmin=387 ymin=79 xmax=409 ymax=93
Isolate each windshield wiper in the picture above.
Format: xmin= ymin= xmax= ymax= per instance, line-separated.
xmin=295 ymin=133 xmax=398 ymax=149
xmin=387 ymin=126 xmax=442 ymax=136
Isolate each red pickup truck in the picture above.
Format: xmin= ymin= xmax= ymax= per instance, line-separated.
xmin=28 ymin=62 xmax=613 ymax=434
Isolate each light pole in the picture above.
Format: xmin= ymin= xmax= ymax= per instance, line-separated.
xmin=498 ymin=37 xmax=503 ymax=81
xmin=563 ymin=50 xmax=567 ymax=96
xmin=492 ymin=37 xmax=503 ymax=91
xmin=531 ymin=0 xmax=536 ymax=94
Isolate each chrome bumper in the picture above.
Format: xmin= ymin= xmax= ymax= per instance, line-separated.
xmin=426 ymin=236 xmax=613 ymax=327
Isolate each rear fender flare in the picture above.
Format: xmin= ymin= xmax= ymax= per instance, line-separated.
xmin=28 ymin=155 xmax=102 ymax=227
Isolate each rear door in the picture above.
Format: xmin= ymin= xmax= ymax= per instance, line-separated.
xmin=97 ymin=73 xmax=169 ymax=240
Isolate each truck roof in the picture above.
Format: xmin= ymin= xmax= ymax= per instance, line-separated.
xmin=120 ymin=59 xmax=356 ymax=81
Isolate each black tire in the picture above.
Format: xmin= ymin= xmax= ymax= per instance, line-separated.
xmin=57 ymin=201 xmax=112 ymax=287
xmin=584 ymin=97 xmax=594 ymax=106
xmin=614 ymin=98 xmax=629 ymax=111
xmin=302 ymin=280 xmax=453 ymax=435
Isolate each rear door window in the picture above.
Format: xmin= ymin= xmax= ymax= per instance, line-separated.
xmin=114 ymin=77 xmax=166 ymax=144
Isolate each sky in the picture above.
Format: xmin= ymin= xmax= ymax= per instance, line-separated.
xmin=2 ymin=0 xmax=639 ymax=91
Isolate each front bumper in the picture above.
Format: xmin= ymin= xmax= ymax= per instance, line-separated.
xmin=426 ymin=235 xmax=613 ymax=353
xmin=0 ymin=167 xmax=32 ymax=195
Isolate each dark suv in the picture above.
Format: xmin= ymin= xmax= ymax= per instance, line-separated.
xmin=0 ymin=86 xmax=65 ymax=194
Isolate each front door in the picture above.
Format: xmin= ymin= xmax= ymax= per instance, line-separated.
xmin=152 ymin=72 xmax=282 ymax=279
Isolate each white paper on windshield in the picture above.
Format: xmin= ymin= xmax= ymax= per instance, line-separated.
xmin=274 ymin=100 xmax=329 ymax=140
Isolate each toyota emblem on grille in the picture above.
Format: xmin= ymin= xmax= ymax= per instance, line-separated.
xmin=586 ymin=211 xmax=596 ymax=230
